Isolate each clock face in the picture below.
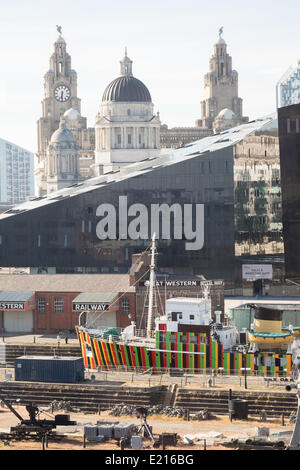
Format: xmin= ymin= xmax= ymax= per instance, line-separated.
xmin=54 ymin=85 xmax=71 ymax=102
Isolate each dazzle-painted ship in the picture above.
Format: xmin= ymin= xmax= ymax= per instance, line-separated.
xmin=76 ymin=235 xmax=294 ymax=377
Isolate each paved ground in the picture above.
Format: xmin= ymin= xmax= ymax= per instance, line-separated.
xmin=0 ymin=366 xmax=293 ymax=393
xmin=0 ymin=334 xmax=79 ymax=345
xmin=0 ymin=405 xmax=294 ymax=451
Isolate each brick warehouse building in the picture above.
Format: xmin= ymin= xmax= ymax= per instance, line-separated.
xmin=0 ymin=274 xmax=135 ymax=334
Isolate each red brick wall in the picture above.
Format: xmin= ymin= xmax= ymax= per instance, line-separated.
xmin=35 ymin=292 xmax=80 ymax=333
xmin=117 ymin=292 xmax=136 ymax=329
xmin=34 ymin=291 xmax=137 ymax=334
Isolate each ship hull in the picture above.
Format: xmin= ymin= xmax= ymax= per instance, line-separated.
xmin=76 ymin=327 xmax=292 ymax=377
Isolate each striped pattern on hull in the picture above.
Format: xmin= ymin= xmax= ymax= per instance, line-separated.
xmin=75 ymin=327 xmax=292 ymax=376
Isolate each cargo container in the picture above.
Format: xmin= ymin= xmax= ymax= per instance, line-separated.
xmin=14 ymin=356 xmax=84 ymax=383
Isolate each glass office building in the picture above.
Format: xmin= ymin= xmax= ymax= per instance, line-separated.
xmin=0 ymin=138 xmax=34 ymax=204
xmin=0 ymin=115 xmax=281 ymax=281
xmin=277 ymin=61 xmax=300 ymax=108
xmin=233 ymin=126 xmax=283 ymax=258
xmin=278 ymin=103 xmax=300 ymax=280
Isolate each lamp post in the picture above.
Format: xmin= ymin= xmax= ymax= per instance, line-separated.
xmin=1 ymin=311 xmax=4 ymax=342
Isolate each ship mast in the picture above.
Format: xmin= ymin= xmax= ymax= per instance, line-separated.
xmin=146 ymin=233 xmax=157 ymax=338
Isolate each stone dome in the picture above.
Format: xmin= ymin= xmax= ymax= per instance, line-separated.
xmin=216 ymin=36 xmax=226 ymax=45
xmin=102 ymin=76 xmax=152 ymax=103
xmin=63 ymin=108 xmax=81 ymax=121
xmin=217 ymin=108 xmax=235 ymax=120
xmin=50 ymin=121 xmax=76 ymax=144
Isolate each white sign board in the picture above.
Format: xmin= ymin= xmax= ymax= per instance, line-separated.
xmin=242 ymin=264 xmax=273 ymax=280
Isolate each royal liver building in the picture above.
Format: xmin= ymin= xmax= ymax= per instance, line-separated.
xmin=35 ymin=27 xmax=94 ymax=196
xmin=196 ymin=29 xmax=248 ymax=133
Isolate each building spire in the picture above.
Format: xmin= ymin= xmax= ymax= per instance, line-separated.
xmin=120 ymin=49 xmax=133 ymax=76
xmin=55 ymin=25 xmax=65 ymax=44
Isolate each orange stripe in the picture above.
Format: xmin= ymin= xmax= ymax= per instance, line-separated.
xmin=93 ymin=339 xmax=101 ymax=366
xmin=100 ymin=341 xmax=111 ymax=369
xmin=109 ymin=343 xmax=118 ymax=366
xmin=85 ymin=332 xmax=96 ymax=369
xmin=79 ymin=331 xmax=88 ymax=368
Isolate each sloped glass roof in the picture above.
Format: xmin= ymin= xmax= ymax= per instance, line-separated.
xmin=0 ymin=113 xmax=276 ymax=221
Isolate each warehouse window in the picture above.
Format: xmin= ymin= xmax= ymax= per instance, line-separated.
xmin=54 ymin=297 xmax=64 ymax=313
xmin=122 ymin=298 xmax=130 ymax=316
xmin=38 ymin=296 xmax=46 ymax=314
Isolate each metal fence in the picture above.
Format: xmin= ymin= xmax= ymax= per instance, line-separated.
xmin=84 ymin=366 xmax=293 ymax=389
xmin=90 ymin=364 xmax=291 ymax=377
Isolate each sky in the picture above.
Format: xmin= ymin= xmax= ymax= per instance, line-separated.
xmin=0 ymin=0 xmax=300 ymax=153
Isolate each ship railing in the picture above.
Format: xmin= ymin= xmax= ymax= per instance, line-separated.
xmin=89 ymin=328 xmax=151 ymax=341
xmin=91 ymin=365 xmax=291 ymax=379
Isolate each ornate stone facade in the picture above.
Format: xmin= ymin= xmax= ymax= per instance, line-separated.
xmin=46 ymin=121 xmax=80 ymax=193
xmin=36 ymin=29 xmax=93 ymax=195
xmin=36 ymin=30 xmax=251 ymax=194
xmin=197 ymin=31 xmax=248 ymax=133
xmin=94 ymin=51 xmax=161 ymax=175
xmin=160 ymin=124 xmax=211 ymax=149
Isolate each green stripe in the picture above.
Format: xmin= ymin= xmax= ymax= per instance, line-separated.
xmin=133 ymin=346 xmax=140 ymax=367
xmin=123 ymin=345 xmax=131 ymax=367
xmin=223 ymin=352 xmax=228 ymax=375
xmin=211 ymin=341 xmax=216 ymax=369
xmin=96 ymin=340 xmax=105 ymax=366
xmin=104 ymin=343 xmax=112 ymax=366
xmin=200 ymin=342 xmax=205 ymax=372
xmin=155 ymin=350 xmax=160 ymax=369
xmin=113 ymin=344 xmax=121 ymax=365
xmin=178 ymin=333 xmax=183 ymax=368
xmin=167 ymin=350 xmax=171 ymax=367
xmin=144 ymin=347 xmax=150 ymax=369
xmin=155 ymin=330 xmax=160 ymax=348
xmin=189 ymin=334 xmax=193 ymax=372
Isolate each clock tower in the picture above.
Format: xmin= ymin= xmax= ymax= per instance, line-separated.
xmin=36 ymin=27 xmax=82 ymax=196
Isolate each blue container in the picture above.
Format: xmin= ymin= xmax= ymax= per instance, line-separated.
xmin=14 ymin=356 xmax=84 ymax=383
